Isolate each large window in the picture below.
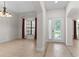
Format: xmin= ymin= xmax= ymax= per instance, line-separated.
xmin=25 ymin=18 xmax=35 ymax=35
xmin=54 ymin=18 xmax=61 ymax=40
xmin=48 ymin=17 xmax=62 ymax=40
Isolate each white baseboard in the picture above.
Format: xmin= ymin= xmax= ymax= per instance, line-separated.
xmin=35 ymin=46 xmax=45 ymax=52
xmin=0 ymin=37 xmax=18 ymax=43
xmin=66 ymin=42 xmax=73 ymax=46
xmin=47 ymin=39 xmax=64 ymax=43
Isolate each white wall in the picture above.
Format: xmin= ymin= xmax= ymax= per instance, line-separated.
xmin=0 ymin=13 xmax=19 ymax=43
xmin=47 ymin=9 xmax=66 ymax=42
xmin=0 ymin=11 xmax=37 ymax=43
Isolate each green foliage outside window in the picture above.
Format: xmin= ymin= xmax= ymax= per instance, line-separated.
xmin=54 ymin=18 xmax=61 ymax=31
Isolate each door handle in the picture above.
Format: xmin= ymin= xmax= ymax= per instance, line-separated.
xmin=52 ymin=30 xmax=54 ymax=32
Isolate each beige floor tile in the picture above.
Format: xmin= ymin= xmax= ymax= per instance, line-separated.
xmin=0 ymin=39 xmax=79 ymax=57
xmin=67 ymin=40 xmax=79 ymax=57
xmin=45 ymin=42 xmax=72 ymax=57
xmin=0 ymin=39 xmax=44 ymax=57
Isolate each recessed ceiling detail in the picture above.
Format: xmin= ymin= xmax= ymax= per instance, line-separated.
xmin=0 ymin=1 xmax=69 ymax=13
xmin=45 ymin=1 xmax=69 ymax=10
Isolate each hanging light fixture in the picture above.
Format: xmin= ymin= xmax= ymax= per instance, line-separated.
xmin=0 ymin=1 xmax=12 ymax=17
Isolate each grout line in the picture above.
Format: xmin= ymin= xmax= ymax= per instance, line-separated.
xmin=64 ymin=44 xmax=74 ymax=57
xmin=43 ymin=43 xmax=49 ymax=57
xmin=43 ymin=42 xmax=74 ymax=57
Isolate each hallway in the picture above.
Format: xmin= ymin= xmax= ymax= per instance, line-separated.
xmin=0 ymin=39 xmax=78 ymax=57
xmin=45 ymin=42 xmax=72 ymax=57
xmin=46 ymin=40 xmax=79 ymax=57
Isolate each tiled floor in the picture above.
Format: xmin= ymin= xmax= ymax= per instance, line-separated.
xmin=45 ymin=42 xmax=72 ymax=57
xmin=0 ymin=39 xmax=78 ymax=57
xmin=45 ymin=40 xmax=79 ymax=57
xmin=67 ymin=40 xmax=79 ymax=57
xmin=0 ymin=39 xmax=44 ymax=57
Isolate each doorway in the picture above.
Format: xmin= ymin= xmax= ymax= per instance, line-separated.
xmin=48 ymin=17 xmax=63 ymax=42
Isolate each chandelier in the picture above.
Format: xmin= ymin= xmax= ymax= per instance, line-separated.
xmin=0 ymin=2 xmax=12 ymax=17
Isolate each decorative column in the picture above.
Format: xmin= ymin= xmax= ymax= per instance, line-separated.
xmin=36 ymin=2 xmax=48 ymax=51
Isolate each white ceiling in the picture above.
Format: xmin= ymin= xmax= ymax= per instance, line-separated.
xmin=0 ymin=1 xmax=69 ymax=13
xmin=45 ymin=1 xmax=69 ymax=10
xmin=0 ymin=1 xmax=40 ymax=13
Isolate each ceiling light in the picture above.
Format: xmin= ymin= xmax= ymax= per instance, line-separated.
xmin=0 ymin=1 xmax=12 ymax=17
xmin=54 ymin=1 xmax=58 ymax=4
